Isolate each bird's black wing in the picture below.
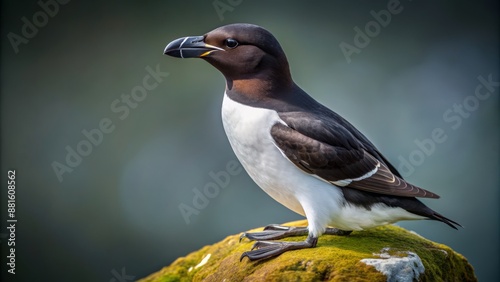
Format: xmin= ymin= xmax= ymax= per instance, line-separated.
xmin=272 ymin=112 xmax=439 ymax=198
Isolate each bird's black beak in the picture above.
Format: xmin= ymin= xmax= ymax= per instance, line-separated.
xmin=164 ymin=35 xmax=224 ymax=58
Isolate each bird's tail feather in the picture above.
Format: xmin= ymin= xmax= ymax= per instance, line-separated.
xmin=431 ymin=212 xmax=463 ymax=230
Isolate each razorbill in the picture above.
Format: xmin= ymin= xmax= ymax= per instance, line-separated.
xmin=163 ymin=23 xmax=461 ymax=261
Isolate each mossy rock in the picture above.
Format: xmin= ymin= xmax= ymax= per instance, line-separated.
xmin=139 ymin=220 xmax=476 ymax=282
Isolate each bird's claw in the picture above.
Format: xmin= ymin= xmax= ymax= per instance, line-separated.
xmin=251 ymin=240 xmax=278 ymax=250
xmin=240 ymin=239 xmax=315 ymax=261
xmin=240 ymin=225 xmax=308 ymax=242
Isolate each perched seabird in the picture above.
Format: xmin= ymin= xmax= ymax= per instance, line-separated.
xmin=164 ymin=23 xmax=461 ymax=261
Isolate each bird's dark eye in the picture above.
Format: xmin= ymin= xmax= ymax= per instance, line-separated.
xmin=224 ymin=38 xmax=239 ymax=48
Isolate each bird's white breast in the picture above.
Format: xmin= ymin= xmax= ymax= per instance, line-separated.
xmin=220 ymin=93 xmax=424 ymax=235
xmin=221 ymin=93 xmax=345 ymax=235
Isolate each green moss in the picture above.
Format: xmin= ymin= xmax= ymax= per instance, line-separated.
xmin=139 ymin=220 xmax=476 ymax=282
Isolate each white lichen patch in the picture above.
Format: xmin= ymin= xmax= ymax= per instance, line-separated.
xmin=361 ymin=248 xmax=424 ymax=282
xmin=188 ymin=253 xmax=212 ymax=272
xmin=438 ymin=249 xmax=448 ymax=257
xmin=195 ymin=254 xmax=211 ymax=269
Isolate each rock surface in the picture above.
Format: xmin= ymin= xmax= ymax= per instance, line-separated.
xmin=139 ymin=220 xmax=476 ymax=281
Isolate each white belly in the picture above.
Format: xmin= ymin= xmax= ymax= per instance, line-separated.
xmin=220 ymin=93 xmax=424 ymax=235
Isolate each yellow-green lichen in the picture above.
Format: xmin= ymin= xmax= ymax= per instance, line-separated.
xmin=139 ymin=220 xmax=476 ymax=282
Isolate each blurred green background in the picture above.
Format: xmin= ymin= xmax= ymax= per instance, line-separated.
xmin=1 ymin=0 xmax=498 ymax=281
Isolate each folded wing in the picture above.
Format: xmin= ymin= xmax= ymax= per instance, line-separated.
xmin=271 ymin=119 xmax=439 ymax=199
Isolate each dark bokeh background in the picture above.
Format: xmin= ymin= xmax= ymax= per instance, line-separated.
xmin=1 ymin=0 xmax=498 ymax=281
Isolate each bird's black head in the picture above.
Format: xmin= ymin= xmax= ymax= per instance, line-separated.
xmin=164 ymin=23 xmax=293 ymax=91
